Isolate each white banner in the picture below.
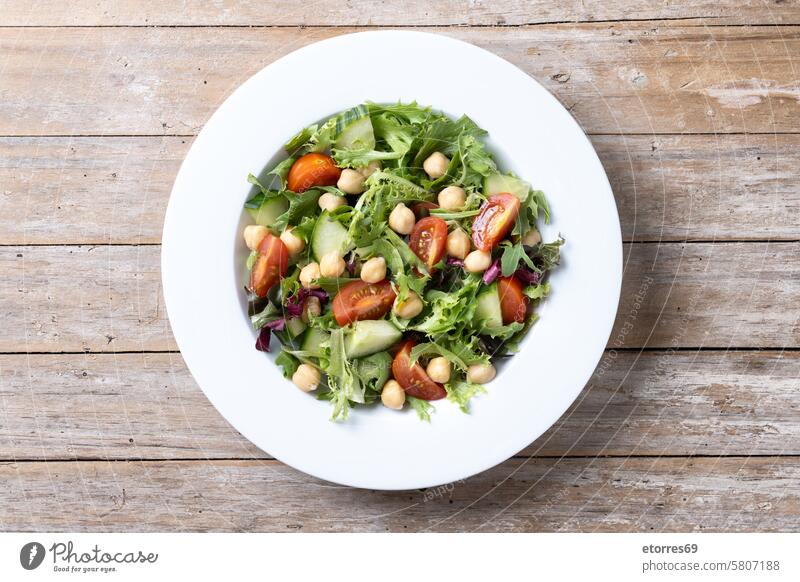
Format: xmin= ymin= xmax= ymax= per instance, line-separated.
xmin=0 ymin=533 xmax=796 ymax=581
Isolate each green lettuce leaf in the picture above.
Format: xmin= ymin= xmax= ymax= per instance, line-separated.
xmin=406 ymin=396 xmax=434 ymax=422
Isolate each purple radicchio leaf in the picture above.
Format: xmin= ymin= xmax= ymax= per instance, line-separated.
xmin=284 ymin=288 xmax=330 ymax=317
xmin=264 ymin=318 xmax=286 ymax=331
xmin=513 ymin=268 xmax=543 ymax=285
xmin=482 ymin=259 xmax=501 ymax=285
xmin=446 ymin=256 xmax=464 ymax=268
xmin=255 ymin=326 xmax=272 ymax=352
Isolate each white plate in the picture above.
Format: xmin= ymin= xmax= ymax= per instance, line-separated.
xmin=162 ymin=31 xmax=621 ymax=490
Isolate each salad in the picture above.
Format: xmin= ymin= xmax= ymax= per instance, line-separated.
xmin=242 ymin=102 xmax=563 ymax=421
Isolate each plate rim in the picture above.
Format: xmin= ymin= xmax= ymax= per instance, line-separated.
xmin=161 ymin=30 xmax=622 ymax=490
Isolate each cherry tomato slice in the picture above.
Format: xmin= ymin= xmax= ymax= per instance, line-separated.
xmin=411 ymin=201 xmax=439 ymax=219
xmin=332 ymin=280 xmax=396 ymax=327
xmin=249 ymin=234 xmax=289 ymax=298
xmin=408 ymin=216 xmax=448 ymax=270
xmin=286 ymin=153 xmax=341 ymax=193
xmin=391 ymin=340 xmax=447 ymax=401
xmin=471 ymin=193 xmax=521 ymax=252
xmin=497 ymin=276 xmax=529 ymax=324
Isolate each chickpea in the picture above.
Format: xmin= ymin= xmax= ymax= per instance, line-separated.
xmin=446 ymin=228 xmax=471 ymax=260
xmin=393 ymin=291 xmax=423 ymax=319
xmin=423 ymin=151 xmax=449 ymax=179
xmin=292 ymin=363 xmax=321 ymax=392
xmin=319 ymin=251 xmax=346 ymax=278
xmin=437 ymin=186 xmax=466 ymax=211
xmin=280 ymin=227 xmax=305 ymax=257
xmin=337 ymin=168 xmax=366 ymax=195
xmin=302 ymin=296 xmax=322 ymax=323
xmin=388 ymin=203 xmax=416 ymax=235
xmin=426 ymin=357 xmax=451 ymax=384
xmin=299 ymin=262 xmax=321 ymax=289
xmin=243 ymin=224 xmax=268 ymax=251
xmin=359 ymin=160 xmax=381 ymax=178
xmin=522 ymin=229 xmax=542 ymax=246
xmin=318 ymin=192 xmax=346 ymax=212
xmin=467 ymin=363 xmax=496 ymax=384
xmin=380 ymin=379 xmax=406 ymax=410
xmin=361 ymin=256 xmax=387 ymax=284
xmin=464 ymin=250 xmax=492 ymax=273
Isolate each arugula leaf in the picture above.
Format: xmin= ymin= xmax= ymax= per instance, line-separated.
xmin=353 ymin=352 xmax=392 ymax=394
xmin=406 ymin=396 xmax=434 ymax=422
xmin=279 ymin=265 xmax=301 ymax=303
xmin=272 ymin=189 xmax=321 ymax=232
xmin=500 ymin=241 xmax=535 ymax=277
xmin=429 ymin=208 xmax=480 ymax=220
xmin=481 ymin=321 xmax=524 ymax=339
xmin=383 ymin=228 xmax=429 ymax=276
xmin=409 ymin=342 xmax=468 ymax=371
xmin=263 ymin=158 xmax=296 ymax=191
xmin=251 ymin=301 xmax=280 ymax=330
xmin=290 ymin=215 xmax=317 ymax=244
xmin=393 ymin=271 xmax=429 ymax=304
xmin=275 ymin=351 xmax=299 ymax=378
xmin=244 ymin=173 xmax=286 ymax=209
xmin=445 ymin=380 xmax=487 ymax=413
xmin=514 ymin=188 xmax=552 ymax=235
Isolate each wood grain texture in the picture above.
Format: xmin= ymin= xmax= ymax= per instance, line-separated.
xmin=1 ymin=351 xmax=798 ymax=461
xmin=2 ymin=26 xmax=799 ymax=136
xmin=1 ymin=457 xmax=797 ymax=532
xmin=2 ymin=134 xmax=799 ymax=245
xmin=3 ymin=243 xmax=798 ymax=353
xmin=1 ymin=0 xmax=797 ymax=26
xmin=2 ymin=1 xmax=798 ymax=534
xmin=0 ymin=137 xmax=188 ymax=245
xmin=3 ymin=245 xmax=175 ymax=353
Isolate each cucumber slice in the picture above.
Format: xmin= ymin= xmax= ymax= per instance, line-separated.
xmin=344 ymin=320 xmax=402 ymax=358
xmin=475 ymin=283 xmax=503 ymax=330
xmin=335 ymin=105 xmax=375 ymax=150
xmin=285 ymin=317 xmax=307 ymax=338
xmin=484 ymin=173 xmax=530 ymax=202
xmin=311 ymin=212 xmax=353 ymax=261
xmin=246 ymin=196 xmax=289 ymax=229
xmin=301 ymin=327 xmax=330 ymax=358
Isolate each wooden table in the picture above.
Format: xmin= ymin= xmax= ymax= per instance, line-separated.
xmin=2 ymin=1 xmax=799 ymax=532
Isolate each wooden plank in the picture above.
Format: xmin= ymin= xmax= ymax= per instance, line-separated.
xmin=0 ymin=137 xmax=187 ymax=245
xmin=1 ymin=457 xmax=797 ymax=531
xmin=1 ymin=351 xmax=797 ymax=461
xmin=3 ymin=134 xmax=799 ymax=245
xmin=1 ymin=26 xmax=799 ymax=136
xmin=3 ymin=243 xmax=799 ymax=353
xmin=613 ymin=242 xmax=800 ymax=348
xmin=0 ymin=1 xmax=798 ymax=26
xmin=2 ymin=245 xmax=176 ymax=353
xmin=596 ymin=134 xmax=800 ymax=242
